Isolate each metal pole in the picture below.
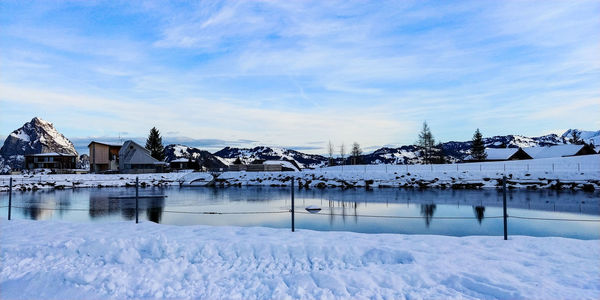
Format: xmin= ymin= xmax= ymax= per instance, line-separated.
xmin=291 ymin=177 xmax=295 ymax=232
xmin=502 ymin=176 xmax=508 ymax=240
xmin=135 ymin=177 xmax=139 ymax=224
xmin=8 ymin=178 xmax=12 ymax=220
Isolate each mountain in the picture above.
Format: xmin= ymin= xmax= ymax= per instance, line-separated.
xmin=213 ymin=146 xmax=327 ymax=168
xmin=561 ymin=129 xmax=600 ymax=145
xmin=362 ymin=133 xmax=568 ymax=164
xmin=164 ymin=144 xmax=228 ymax=170
xmin=0 ymin=117 xmax=78 ymax=171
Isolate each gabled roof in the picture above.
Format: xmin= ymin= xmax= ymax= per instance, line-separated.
xmin=523 ymin=144 xmax=594 ymax=159
xmin=119 ymin=140 xmax=160 ymax=164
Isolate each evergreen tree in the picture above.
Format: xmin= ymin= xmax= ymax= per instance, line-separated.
xmin=569 ymin=130 xmax=583 ymax=145
xmin=470 ymin=128 xmax=487 ymax=161
xmin=416 ymin=121 xmax=435 ymax=164
xmin=431 ymin=142 xmax=447 ymax=164
xmin=351 ymin=142 xmax=362 ymax=165
xmin=145 ymin=127 xmax=165 ymax=161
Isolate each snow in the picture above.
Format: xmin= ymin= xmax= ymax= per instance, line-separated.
xmin=0 ymin=219 xmax=598 ymax=299
xmin=524 ymin=144 xmax=593 ymax=159
xmin=1 ymin=155 xmax=599 ymax=191
xmin=218 ymin=154 xmax=600 ymax=189
xmin=263 ymin=160 xmax=300 ymax=171
xmin=9 ymin=130 xmax=31 ymax=142
xmin=26 ymin=152 xmax=76 ymax=157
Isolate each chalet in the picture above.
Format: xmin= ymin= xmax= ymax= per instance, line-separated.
xmin=25 ymin=153 xmax=77 ymax=170
xmin=170 ymin=158 xmax=194 ymax=170
xmin=464 ymin=148 xmax=532 ymax=162
xmin=119 ymin=140 xmax=167 ymax=173
xmin=88 ymin=141 xmax=122 ymax=173
xmin=523 ymin=144 xmax=597 ymax=159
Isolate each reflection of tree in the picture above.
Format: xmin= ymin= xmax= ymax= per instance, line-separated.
xmin=420 ymin=204 xmax=436 ymax=227
xmin=473 ymin=206 xmax=485 ymax=224
xmin=22 ymin=204 xmax=46 ymax=220
xmin=146 ymin=197 xmax=165 ymax=223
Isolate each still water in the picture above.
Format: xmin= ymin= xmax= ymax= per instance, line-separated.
xmin=1 ymin=187 xmax=599 ymax=239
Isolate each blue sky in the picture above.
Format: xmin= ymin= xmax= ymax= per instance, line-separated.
xmin=1 ymin=0 xmax=599 ymax=154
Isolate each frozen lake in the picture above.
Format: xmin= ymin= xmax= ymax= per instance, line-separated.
xmin=1 ymin=187 xmax=599 ymax=239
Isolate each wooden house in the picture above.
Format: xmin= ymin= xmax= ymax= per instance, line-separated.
xmin=88 ymin=141 xmax=122 ymax=173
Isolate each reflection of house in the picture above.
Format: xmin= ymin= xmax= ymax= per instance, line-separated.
xmin=523 ymin=144 xmax=597 ymax=159
xmin=119 ymin=140 xmax=167 ymax=173
xmin=465 ymin=148 xmax=532 ymax=162
xmin=25 ymin=153 xmax=77 ymax=169
xmin=88 ymin=141 xmax=122 ymax=173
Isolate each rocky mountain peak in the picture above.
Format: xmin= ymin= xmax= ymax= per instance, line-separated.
xmin=0 ymin=117 xmax=78 ymax=170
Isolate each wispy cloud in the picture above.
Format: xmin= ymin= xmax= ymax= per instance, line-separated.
xmin=1 ymin=0 xmax=599 ymax=154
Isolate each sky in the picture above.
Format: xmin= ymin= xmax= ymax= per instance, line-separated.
xmin=1 ymin=0 xmax=599 ymax=154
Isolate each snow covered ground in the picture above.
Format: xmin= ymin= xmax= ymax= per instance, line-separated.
xmin=1 ymin=155 xmax=598 ymax=191
xmin=219 ymin=155 xmax=600 ymax=190
xmin=1 ymin=219 xmax=598 ymax=299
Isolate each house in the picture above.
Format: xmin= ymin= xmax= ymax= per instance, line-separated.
xmin=170 ymin=158 xmax=194 ymax=170
xmin=464 ymin=148 xmax=532 ymax=162
xmin=88 ymin=141 xmax=122 ymax=173
xmin=118 ymin=140 xmax=168 ymax=173
xmin=229 ymin=159 xmax=301 ymax=172
xmin=523 ymin=144 xmax=597 ymax=159
xmin=24 ymin=153 xmax=77 ymax=170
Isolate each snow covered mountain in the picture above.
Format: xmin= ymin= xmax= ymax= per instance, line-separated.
xmin=213 ymin=146 xmax=328 ymax=169
xmin=0 ymin=117 xmax=78 ymax=171
xmin=164 ymin=144 xmax=228 ymax=169
xmin=561 ymin=129 xmax=600 ymax=145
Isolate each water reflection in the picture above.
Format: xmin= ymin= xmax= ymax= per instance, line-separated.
xmin=1 ymin=187 xmax=599 ymax=239
xmin=420 ymin=204 xmax=437 ymax=227
xmin=473 ymin=206 xmax=485 ymax=224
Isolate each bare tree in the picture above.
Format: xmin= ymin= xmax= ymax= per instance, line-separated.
xmin=351 ymin=142 xmax=362 ymax=165
xmin=327 ymin=140 xmax=335 ymax=166
xmin=339 ymin=143 xmax=346 ymax=165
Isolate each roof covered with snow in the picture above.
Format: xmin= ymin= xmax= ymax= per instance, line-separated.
xmin=484 ymin=148 xmax=520 ymax=160
xmin=25 ymin=152 xmax=77 ymax=157
xmin=523 ymin=144 xmax=593 ymax=159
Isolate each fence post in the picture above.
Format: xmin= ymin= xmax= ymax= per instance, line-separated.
xmin=578 ymin=163 xmax=580 ymax=172
xmin=135 ymin=177 xmax=139 ymax=224
xmin=291 ymin=177 xmax=295 ymax=232
xmin=552 ymin=163 xmax=554 ymax=172
xmin=8 ymin=177 xmax=12 ymax=220
xmin=502 ymin=176 xmax=508 ymax=240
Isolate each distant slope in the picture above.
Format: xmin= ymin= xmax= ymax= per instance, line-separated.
xmin=164 ymin=144 xmax=227 ymax=169
xmin=213 ymin=146 xmax=327 ymax=169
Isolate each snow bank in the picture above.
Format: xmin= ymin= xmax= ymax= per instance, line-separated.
xmin=0 ymin=173 xmax=186 ymax=192
xmin=1 ymin=220 xmax=598 ymax=299
xmin=218 ymin=155 xmax=600 ymax=190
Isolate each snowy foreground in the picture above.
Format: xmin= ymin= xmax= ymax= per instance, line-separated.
xmin=1 ymin=220 xmax=599 ymax=299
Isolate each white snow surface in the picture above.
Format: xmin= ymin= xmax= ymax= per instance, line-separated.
xmin=1 ymin=219 xmax=598 ymax=300
xmin=218 ymin=155 xmax=600 ymax=189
